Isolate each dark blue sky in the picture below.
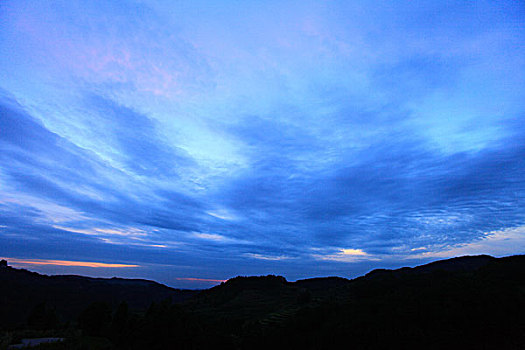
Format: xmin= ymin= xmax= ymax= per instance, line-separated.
xmin=1 ymin=0 xmax=524 ymax=288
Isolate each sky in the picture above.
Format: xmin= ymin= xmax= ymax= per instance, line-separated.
xmin=0 ymin=0 xmax=524 ymax=288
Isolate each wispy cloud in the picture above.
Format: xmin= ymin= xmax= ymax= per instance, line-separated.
xmin=175 ymin=277 xmax=226 ymax=283
xmin=4 ymin=258 xmax=139 ymax=268
xmin=409 ymin=226 xmax=525 ymax=259
xmin=53 ymin=225 xmax=148 ymax=238
xmin=243 ymin=253 xmax=294 ymax=261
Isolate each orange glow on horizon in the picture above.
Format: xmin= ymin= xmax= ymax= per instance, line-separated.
xmin=3 ymin=257 xmax=139 ymax=268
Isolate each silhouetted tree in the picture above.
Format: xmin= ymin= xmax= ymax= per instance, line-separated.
xmin=27 ymin=302 xmax=58 ymax=330
xmin=297 ymin=288 xmax=312 ymax=305
xmin=110 ymin=301 xmax=128 ymax=345
xmin=78 ymin=302 xmax=111 ymax=336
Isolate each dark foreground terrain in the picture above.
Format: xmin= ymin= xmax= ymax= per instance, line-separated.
xmin=1 ymin=255 xmax=524 ymax=349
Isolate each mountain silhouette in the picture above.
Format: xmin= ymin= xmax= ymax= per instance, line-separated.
xmin=1 ymin=255 xmax=524 ymax=349
xmin=0 ymin=264 xmax=197 ymax=329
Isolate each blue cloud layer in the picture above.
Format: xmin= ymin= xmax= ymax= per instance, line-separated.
xmin=0 ymin=0 xmax=523 ymax=287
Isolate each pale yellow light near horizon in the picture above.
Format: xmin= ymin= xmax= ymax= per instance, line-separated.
xmin=341 ymin=248 xmax=367 ymax=256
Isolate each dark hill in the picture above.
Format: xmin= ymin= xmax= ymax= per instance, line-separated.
xmin=185 ymin=255 xmax=525 ymax=350
xmin=293 ymin=276 xmax=349 ymax=290
xmin=0 ymin=264 xmax=197 ymax=328
xmin=1 ymin=255 xmax=524 ymax=349
xmin=362 ymin=254 xmax=497 ymax=280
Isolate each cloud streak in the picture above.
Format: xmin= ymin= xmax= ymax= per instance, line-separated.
xmin=175 ymin=277 xmax=226 ymax=283
xmin=4 ymin=258 xmax=139 ymax=268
